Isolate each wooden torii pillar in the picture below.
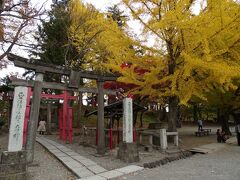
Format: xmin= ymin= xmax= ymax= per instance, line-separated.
xmin=7 ymin=53 xmax=117 ymax=161
xmin=25 ymin=72 xmax=43 ymax=163
xmin=97 ymin=80 xmax=105 ymax=154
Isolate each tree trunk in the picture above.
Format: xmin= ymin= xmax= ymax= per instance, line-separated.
xmin=140 ymin=111 xmax=143 ymax=128
xmin=168 ymin=96 xmax=178 ymax=132
xmin=221 ymin=115 xmax=231 ymax=135
xmin=193 ymin=104 xmax=198 ymax=123
xmin=158 ymin=107 xmax=167 ymax=122
xmin=176 ymin=106 xmax=182 ymax=128
xmin=166 ymin=38 xmax=178 ymax=132
xmin=219 ymin=108 xmax=231 ymax=135
xmin=217 ymin=108 xmax=221 ymax=123
xmin=197 ymin=105 xmax=202 ymax=120
xmin=46 ymin=103 xmax=52 ymax=135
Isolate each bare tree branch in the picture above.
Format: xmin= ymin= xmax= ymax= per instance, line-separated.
xmin=0 ymin=20 xmax=28 ymax=60
xmin=0 ymin=0 xmax=47 ymax=61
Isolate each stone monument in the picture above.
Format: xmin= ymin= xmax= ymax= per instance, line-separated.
xmin=118 ymin=98 xmax=139 ymax=163
xmin=0 ymin=86 xmax=28 ymax=180
xmin=8 ymin=86 xmax=28 ymax=151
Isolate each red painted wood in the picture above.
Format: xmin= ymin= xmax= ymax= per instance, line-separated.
xmin=63 ymin=91 xmax=68 ymax=141
xmin=24 ymin=90 xmax=75 ymax=143
xmin=42 ymin=94 xmax=63 ymax=99
xmin=23 ymin=87 xmax=32 ymax=145
xmin=27 ymin=89 xmax=77 ymax=100
xmin=41 ymin=93 xmax=77 ymax=100
xmin=133 ymin=128 xmax=137 ymax=142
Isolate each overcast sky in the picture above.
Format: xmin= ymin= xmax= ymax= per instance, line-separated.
xmin=84 ymin=0 xmax=121 ymax=10
xmin=1 ymin=0 xmax=120 ymax=78
xmin=0 ymin=0 xmax=201 ymax=78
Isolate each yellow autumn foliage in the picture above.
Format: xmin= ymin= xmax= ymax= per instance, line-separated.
xmin=106 ymin=0 xmax=240 ymax=105
xmin=67 ymin=0 xmax=136 ymax=72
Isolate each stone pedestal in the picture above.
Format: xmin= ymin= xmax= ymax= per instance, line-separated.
xmin=160 ymin=129 xmax=167 ymax=150
xmin=117 ymin=142 xmax=139 ymax=163
xmin=0 ymin=151 xmax=27 ymax=180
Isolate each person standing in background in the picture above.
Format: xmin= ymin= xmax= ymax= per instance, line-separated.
xmin=198 ymin=119 xmax=203 ymax=131
xmin=37 ymin=119 xmax=46 ymax=135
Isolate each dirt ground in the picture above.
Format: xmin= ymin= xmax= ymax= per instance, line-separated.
xmin=0 ymin=123 xmax=236 ymax=179
xmin=178 ymin=125 xmax=218 ymax=149
xmin=0 ymin=133 xmax=75 ymax=180
xmin=45 ymin=123 xmax=236 ymax=170
xmin=178 ymin=124 xmax=235 ymax=149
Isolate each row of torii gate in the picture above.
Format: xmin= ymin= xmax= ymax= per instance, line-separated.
xmin=23 ymin=89 xmax=76 ymax=145
xmin=7 ymin=53 xmax=117 ymax=163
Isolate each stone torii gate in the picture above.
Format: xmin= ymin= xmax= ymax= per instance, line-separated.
xmin=7 ymin=53 xmax=117 ymax=163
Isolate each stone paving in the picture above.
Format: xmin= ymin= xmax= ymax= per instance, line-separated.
xmin=36 ymin=137 xmax=106 ymax=178
xmin=36 ymin=136 xmax=143 ymax=179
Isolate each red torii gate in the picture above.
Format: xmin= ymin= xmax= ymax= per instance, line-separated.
xmin=23 ymin=88 xmax=77 ymax=144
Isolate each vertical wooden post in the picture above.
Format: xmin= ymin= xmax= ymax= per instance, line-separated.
xmin=63 ymin=90 xmax=69 ymax=142
xmin=95 ymin=128 xmax=98 ymax=145
xmin=117 ymin=120 xmax=120 ymax=144
xmin=23 ymin=87 xmax=31 ymax=145
xmin=109 ymin=116 xmax=113 ymax=149
xmin=46 ymin=103 xmax=52 ymax=135
xmin=68 ymin=107 xmax=73 ymax=143
xmin=77 ymin=92 xmax=83 ymax=128
xmin=97 ymin=80 xmax=105 ymax=155
xmin=59 ymin=108 xmax=63 ymax=139
xmin=26 ymin=73 xmax=43 ymax=163
xmin=139 ymin=134 xmax=142 ymax=144
xmin=109 ymin=128 xmax=113 ymax=150
xmin=133 ymin=128 xmax=137 ymax=142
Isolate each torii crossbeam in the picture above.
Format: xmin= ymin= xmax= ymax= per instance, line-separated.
xmin=7 ymin=53 xmax=117 ymax=162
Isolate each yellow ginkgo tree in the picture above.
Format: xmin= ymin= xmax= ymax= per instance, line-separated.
xmin=67 ymin=0 xmax=139 ymax=127
xmin=106 ymin=0 xmax=240 ymax=131
xmin=67 ymin=0 xmax=136 ymax=72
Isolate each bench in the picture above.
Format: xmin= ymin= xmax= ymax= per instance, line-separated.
xmin=160 ymin=129 xmax=179 ymax=150
xmin=139 ymin=131 xmax=157 ymax=146
xmin=195 ymin=129 xmax=212 ymax=136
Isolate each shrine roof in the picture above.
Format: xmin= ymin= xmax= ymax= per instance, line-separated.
xmin=85 ymin=100 xmax=147 ymax=117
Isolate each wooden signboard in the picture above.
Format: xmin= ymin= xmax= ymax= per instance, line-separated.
xmin=8 ymin=86 xmax=28 ymax=152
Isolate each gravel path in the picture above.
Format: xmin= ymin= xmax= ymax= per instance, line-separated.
xmin=0 ymin=133 xmax=76 ymax=180
xmin=124 ymin=143 xmax=240 ymax=180
xmin=46 ymin=134 xmax=168 ymax=170
xmin=46 ymin=125 xmax=223 ymax=170
xmin=27 ymin=142 xmax=76 ymax=180
xmin=46 ymin=135 xmax=132 ymax=170
xmin=1 ymin=124 xmax=236 ymax=180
